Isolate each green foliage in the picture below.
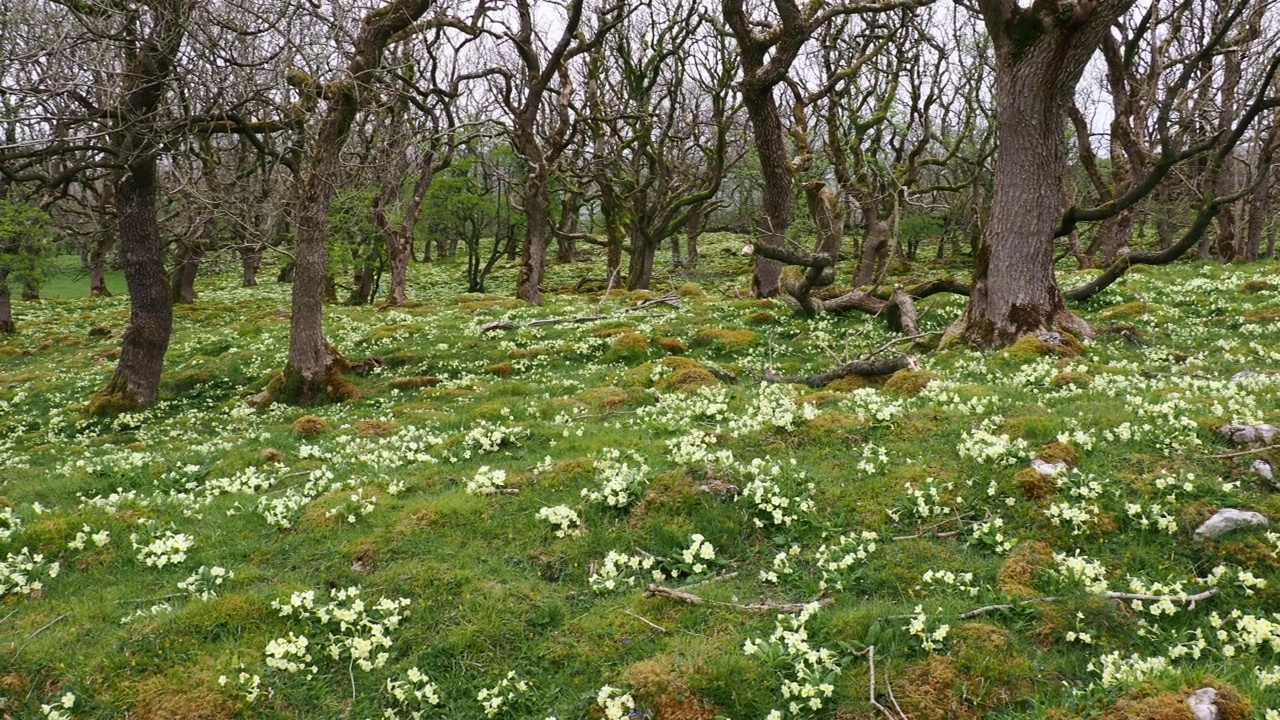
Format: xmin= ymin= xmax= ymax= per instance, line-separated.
xmin=0 ymin=199 xmax=55 ymax=288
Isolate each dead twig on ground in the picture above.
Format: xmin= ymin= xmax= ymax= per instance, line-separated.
xmin=643 ymin=583 xmax=830 ymax=613
xmin=960 ymin=587 xmax=1218 ymax=619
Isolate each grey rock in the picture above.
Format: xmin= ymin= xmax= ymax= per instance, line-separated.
xmin=1186 ymin=687 xmax=1219 ymax=720
xmin=1254 ymin=459 xmax=1275 ymax=484
xmin=1031 ymin=458 xmax=1068 ymax=476
xmin=1218 ymin=423 xmax=1278 ymax=445
xmin=1194 ymin=508 xmax=1269 ymax=539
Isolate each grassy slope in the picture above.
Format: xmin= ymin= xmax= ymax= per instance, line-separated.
xmin=1 ymin=235 xmax=1279 ymax=720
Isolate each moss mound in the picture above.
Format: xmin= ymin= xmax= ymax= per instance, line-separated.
xmin=997 ymin=540 xmax=1053 ymax=598
xmin=602 ymin=332 xmax=651 ymax=363
xmin=994 ymin=333 xmax=1082 ymax=362
xmin=390 ymin=375 xmax=441 ymax=389
xmin=883 ymin=369 xmax=940 ymax=397
xmin=1015 ymin=467 xmax=1057 ymax=502
xmin=1106 ymin=680 xmax=1249 ymax=720
xmin=1238 ymin=278 xmax=1276 ymax=294
xmin=1036 ymin=442 xmax=1079 ymax=466
xmin=656 ymin=336 xmax=688 ymax=354
xmin=690 ymin=327 xmax=756 ymax=351
xmin=827 ymin=375 xmax=873 ymax=391
xmin=577 ymin=386 xmax=634 ymax=410
xmin=292 ymin=415 xmax=328 ymax=437
xmin=1098 ymin=301 xmax=1148 ymax=320
xmin=624 ymin=357 xmax=719 ymax=391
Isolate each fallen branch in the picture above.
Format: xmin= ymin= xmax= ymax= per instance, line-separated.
xmin=763 ymin=355 xmax=919 ymax=388
xmin=675 ymin=571 xmax=739 ymax=592
xmin=960 ymin=587 xmax=1218 ymax=619
xmin=480 ymin=296 xmax=680 ymax=333
xmin=891 ymin=529 xmax=961 ymax=541
xmin=623 ymin=609 xmax=669 ymax=634
xmin=26 ymin=612 xmax=71 ymax=639
xmin=1206 ymin=445 xmax=1276 ymax=459
xmin=643 ymin=583 xmax=831 ymax=613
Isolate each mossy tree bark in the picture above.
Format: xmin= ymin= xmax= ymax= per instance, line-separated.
xmin=89 ymin=0 xmax=189 ymax=414
xmin=947 ymin=0 xmax=1136 ymax=349
xmin=279 ymin=0 xmax=438 ymax=404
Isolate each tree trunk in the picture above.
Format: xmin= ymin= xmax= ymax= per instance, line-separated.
xmin=1093 ymin=207 xmax=1135 ymax=265
xmin=282 ymin=151 xmax=346 ymax=403
xmin=516 ymin=147 xmax=552 ymax=304
xmin=89 ymin=229 xmax=115 ymax=297
xmin=240 ymin=247 xmax=262 ymax=286
xmin=683 ymin=206 xmax=704 ymax=268
xmin=853 ymin=217 xmax=889 ymax=288
xmin=1244 ymin=113 xmax=1280 ymax=261
xmin=91 ymin=157 xmax=173 ymax=413
xmin=626 ymin=230 xmax=656 ymax=291
xmin=277 ymin=0 xmax=433 ymax=403
xmin=948 ymin=2 xmax=1121 ymax=348
xmin=556 ymin=189 xmax=580 ymax=263
xmin=1246 ymin=176 xmax=1272 ymax=261
xmin=170 ymin=244 xmax=200 ymax=304
xmin=0 ymin=270 xmax=13 ymax=333
xmin=743 ymin=88 xmax=791 ymax=298
xmin=88 ymin=0 xmax=187 ymax=415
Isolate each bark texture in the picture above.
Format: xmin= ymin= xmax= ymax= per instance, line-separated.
xmin=279 ymin=0 xmax=435 ymax=404
xmin=948 ymin=0 xmax=1133 ymax=348
xmin=0 ymin=270 xmax=12 ymax=333
xmin=88 ymin=0 xmax=188 ymax=414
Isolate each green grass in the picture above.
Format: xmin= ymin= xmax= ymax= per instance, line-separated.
xmin=1 ymin=238 xmax=1279 ymax=720
xmin=6 ymin=254 xmax=127 ymax=299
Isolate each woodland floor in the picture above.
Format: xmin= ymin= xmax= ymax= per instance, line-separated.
xmin=2 ymin=234 xmax=1280 ymax=720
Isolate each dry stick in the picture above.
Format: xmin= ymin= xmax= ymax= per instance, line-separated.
xmin=675 ymin=571 xmax=739 ymax=592
xmin=960 ymin=587 xmax=1218 ymax=620
xmin=891 ymin=529 xmax=961 ymax=541
xmin=886 ymin=669 xmax=906 ymax=720
xmin=851 ymin=645 xmax=906 ymax=720
xmin=26 ymin=612 xmax=70 ymax=639
xmin=862 ymin=332 xmax=938 ymax=361
xmin=623 ymin=609 xmax=669 ymax=634
xmin=642 ymin=584 xmax=831 ymax=614
xmin=1206 ymin=445 xmax=1276 ymax=459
